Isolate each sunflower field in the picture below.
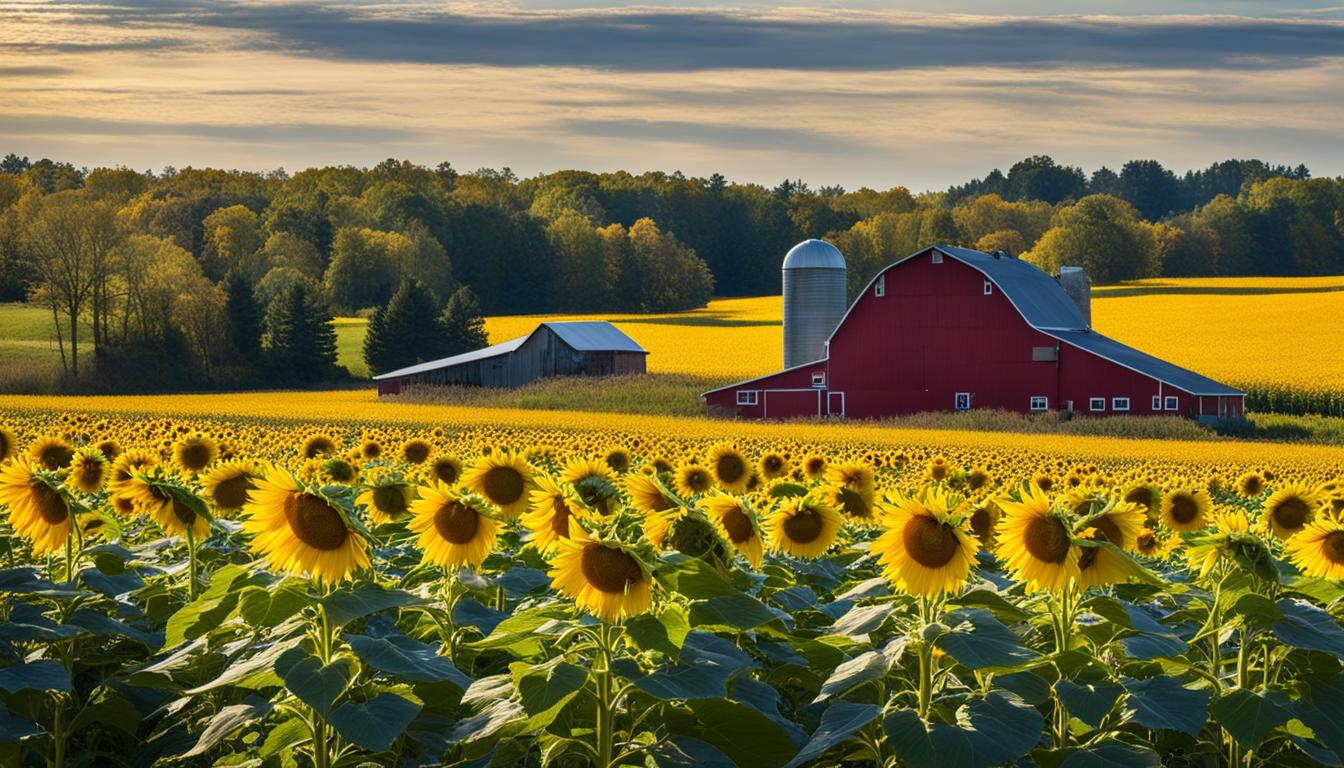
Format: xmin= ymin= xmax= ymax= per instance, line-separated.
xmin=2 ymin=410 xmax=1344 ymax=768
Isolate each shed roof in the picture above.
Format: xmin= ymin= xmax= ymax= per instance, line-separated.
xmin=371 ymin=320 xmax=645 ymax=381
xmin=1050 ymin=329 xmax=1245 ymax=396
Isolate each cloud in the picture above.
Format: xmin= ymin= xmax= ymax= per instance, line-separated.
xmin=554 ymin=117 xmax=873 ymax=153
xmin=0 ymin=113 xmax=422 ymax=144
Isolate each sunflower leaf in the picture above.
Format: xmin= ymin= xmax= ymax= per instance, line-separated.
xmin=321 ymin=582 xmax=423 ymax=628
xmin=935 ymin=608 xmax=1040 ymax=670
xmin=327 ymin=692 xmax=421 ymax=754
xmin=781 ymin=701 xmax=881 ymax=768
xmin=1210 ymin=687 xmax=1293 ymax=750
xmin=277 ymin=647 xmax=351 ymax=718
xmin=1120 ymin=676 xmax=1210 ymax=736
xmin=1274 ymin=599 xmax=1344 ymax=659
xmin=1057 ymin=740 xmax=1162 ymax=768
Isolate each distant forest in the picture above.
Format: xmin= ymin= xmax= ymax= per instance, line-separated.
xmin=0 ymin=153 xmax=1340 ymax=388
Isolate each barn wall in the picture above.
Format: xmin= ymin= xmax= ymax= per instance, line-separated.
xmin=1056 ymin=344 xmax=1193 ymax=417
xmin=827 ymin=252 xmax=1064 ymax=418
xmin=704 ymin=363 xmax=826 ymax=418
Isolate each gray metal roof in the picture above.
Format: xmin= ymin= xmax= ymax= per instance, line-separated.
xmin=932 ymin=244 xmax=1089 ymax=331
xmin=1050 ymin=329 xmax=1245 ymax=396
xmin=372 ymin=320 xmax=645 ymax=381
xmin=783 ymin=239 xmax=846 ymax=270
xmin=541 ymin=321 xmax=646 ymax=353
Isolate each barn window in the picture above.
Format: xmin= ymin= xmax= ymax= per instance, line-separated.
xmin=931 ymin=252 xmax=943 ymax=264
xmin=874 ymin=274 xmax=885 ymax=297
xmin=1164 ymin=396 xmax=1179 ymax=410
xmin=1089 ymin=397 xmax=1105 ymax=411
xmin=1029 ymin=396 xmax=1048 ymax=411
xmin=1152 ymin=396 xmax=1162 ymax=410
xmin=1112 ymin=397 xmax=1131 ymax=412
xmin=736 ymin=390 xmax=758 ymax=406
xmin=954 ymin=392 xmax=971 ymax=411
xmin=983 ymin=280 xmax=993 ymax=295
xmin=811 ymin=372 xmax=826 ymax=388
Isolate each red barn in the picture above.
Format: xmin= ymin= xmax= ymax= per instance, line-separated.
xmin=703 ymin=244 xmax=1245 ymax=422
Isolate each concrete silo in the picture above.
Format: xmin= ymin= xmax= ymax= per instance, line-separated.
xmin=782 ymin=239 xmax=848 ymax=369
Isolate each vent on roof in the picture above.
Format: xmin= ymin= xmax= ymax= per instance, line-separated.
xmin=993 ymin=250 xmax=1012 ymax=260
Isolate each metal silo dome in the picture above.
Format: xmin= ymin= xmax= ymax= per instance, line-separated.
xmin=782 ymin=239 xmax=847 ymax=369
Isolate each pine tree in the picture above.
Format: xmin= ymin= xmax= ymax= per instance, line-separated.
xmin=263 ymin=282 xmax=338 ymax=383
xmin=440 ymin=285 xmax=488 ymax=356
xmin=363 ymin=279 xmax=446 ymax=375
xmin=223 ymin=271 xmax=262 ymax=366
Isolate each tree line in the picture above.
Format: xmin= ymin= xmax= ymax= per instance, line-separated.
xmin=0 ymin=152 xmax=1339 ymax=388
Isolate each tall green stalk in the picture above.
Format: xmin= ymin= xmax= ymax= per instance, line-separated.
xmin=594 ymin=622 xmax=617 ymax=768
xmin=184 ymin=525 xmax=199 ymax=601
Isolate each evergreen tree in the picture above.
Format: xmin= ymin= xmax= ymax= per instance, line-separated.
xmin=223 ymin=271 xmax=263 ymax=366
xmin=263 ymin=282 xmax=338 ymax=383
xmin=439 ymin=285 xmax=488 ymax=357
xmin=363 ymin=279 xmax=447 ymax=375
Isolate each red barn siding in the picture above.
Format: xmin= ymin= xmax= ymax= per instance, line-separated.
xmin=704 ymin=362 xmax=826 ymax=418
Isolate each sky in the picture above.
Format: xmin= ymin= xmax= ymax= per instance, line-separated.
xmin=2 ymin=0 xmax=1342 ymax=191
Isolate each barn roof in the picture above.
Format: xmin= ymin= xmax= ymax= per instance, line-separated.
xmin=1051 ymin=329 xmax=1245 ymax=396
xmin=927 ymin=244 xmax=1091 ymax=331
xmin=371 ymin=320 xmax=645 ymax=381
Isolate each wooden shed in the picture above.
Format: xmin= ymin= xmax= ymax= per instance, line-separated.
xmin=374 ymin=321 xmax=647 ymax=395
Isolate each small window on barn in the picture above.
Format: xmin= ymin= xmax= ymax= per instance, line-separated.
xmin=874 ymin=274 xmax=885 ymax=297
xmin=1112 ymin=397 xmax=1130 ymax=412
xmin=811 ymin=372 xmax=826 ymax=388
xmin=736 ymin=390 xmax=758 ymax=406
xmin=1152 ymin=396 xmax=1162 ymax=410
xmin=983 ymin=280 xmax=993 ymax=295
xmin=1164 ymin=396 xmax=1179 ymax=410
xmin=1089 ymin=397 xmax=1105 ymax=412
xmin=1029 ymin=396 xmax=1048 ymax=411
xmin=931 ymin=252 xmax=943 ymax=264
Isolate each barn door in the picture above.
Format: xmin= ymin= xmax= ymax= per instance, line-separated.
xmin=827 ymin=391 xmax=845 ymax=417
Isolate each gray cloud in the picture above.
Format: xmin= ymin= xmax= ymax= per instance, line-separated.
xmin=0 ymin=114 xmax=422 ymax=144
xmin=555 ymin=117 xmax=873 ymax=153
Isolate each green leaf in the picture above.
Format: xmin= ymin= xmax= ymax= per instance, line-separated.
xmin=635 ymin=665 xmax=728 ymax=701
xmin=0 ymin=705 xmax=41 ymax=743
xmin=0 ymin=661 xmax=70 ymax=693
xmin=164 ymin=592 xmax=240 ymax=648
xmin=1120 ymin=676 xmax=1210 ymax=737
xmin=258 ymin=716 xmax=308 ymax=758
xmin=688 ymin=594 xmax=777 ymax=630
xmin=828 ymin=603 xmax=890 ymax=638
xmin=322 ymin=582 xmax=423 ymax=627
xmin=1058 ymin=741 xmax=1161 ymax=768
xmin=782 ymin=701 xmax=880 ymax=768
xmin=512 ymin=657 xmax=588 ymax=730
xmin=1231 ymin=593 xmax=1283 ymax=628
xmin=935 ymin=608 xmax=1040 ymax=670
xmin=655 ymin=556 xmax=740 ymax=599
xmin=625 ymin=605 xmax=690 ymax=656
xmin=769 ymin=483 xmax=809 ymax=498
xmin=327 ymin=692 xmax=421 ymax=753
xmin=952 ymin=588 xmax=1031 ymax=622
xmin=239 ymin=583 xmax=314 ymax=628
xmin=882 ymin=692 xmax=1042 ymax=768
xmin=649 ymin=736 xmax=737 ymax=768
xmin=181 ymin=700 xmax=272 ymax=759
xmin=277 ymin=648 xmax=351 ymax=718
xmin=1210 ymin=688 xmax=1293 ymax=750
xmin=1292 ymin=673 xmax=1344 ymax=757
xmin=1054 ymin=679 xmax=1123 ymax=728
xmin=468 ymin=603 xmax=572 ymax=656
xmin=813 ymin=650 xmax=891 ymax=703
xmin=184 ymin=638 xmax=300 ymax=694
xmin=347 ymin=634 xmax=472 ymax=689
xmin=1274 ymin=599 xmax=1344 ymax=659
xmin=688 ymin=698 xmax=798 ymax=768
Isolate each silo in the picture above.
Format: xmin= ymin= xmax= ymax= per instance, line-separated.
xmin=782 ymin=239 xmax=848 ymax=368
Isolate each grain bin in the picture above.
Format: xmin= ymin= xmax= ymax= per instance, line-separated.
xmin=782 ymin=239 xmax=848 ymax=368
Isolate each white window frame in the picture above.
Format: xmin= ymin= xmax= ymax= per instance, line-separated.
xmin=1152 ymin=396 xmax=1162 ymax=411
xmin=1089 ymin=397 xmax=1106 ymax=412
xmin=736 ymin=390 xmax=758 ymax=406
xmin=931 ymin=252 xmax=943 ymax=264
xmin=1112 ymin=397 xmax=1131 ymax=412
xmin=1164 ymin=396 xmax=1179 ymax=411
xmin=811 ymin=372 xmax=826 ymax=388
xmin=954 ymin=392 xmax=971 ymax=411
xmin=983 ymin=280 xmax=993 ymax=295
xmin=1029 ymin=395 xmax=1048 ymax=412
xmin=874 ymin=274 xmax=885 ymax=297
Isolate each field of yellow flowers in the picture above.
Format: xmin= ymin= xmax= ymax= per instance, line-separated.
xmin=2 ymin=401 xmax=1344 ymax=767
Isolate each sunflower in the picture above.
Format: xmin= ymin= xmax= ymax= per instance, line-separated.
xmin=68 ymin=447 xmax=109 ymax=493
xmin=758 ymin=452 xmax=790 ymax=480
xmin=604 ymin=447 xmax=632 ymax=474
xmin=926 ymin=456 xmax=950 ymax=483
xmin=522 ymin=475 xmax=590 ymax=553
xmin=1073 ymin=501 xmax=1146 ymax=588
xmin=968 ymin=499 xmax=1001 ymax=547
xmin=1261 ymin=483 xmax=1322 ymax=540
xmin=1135 ymin=528 xmax=1179 ymax=560
xmin=1284 ymin=516 xmax=1344 ymax=580
xmin=427 ymin=454 xmax=463 ymax=486
xmin=647 ymin=456 xmax=674 ymax=476
xmin=28 ymin=436 xmax=75 ymax=471
xmin=356 ymin=477 xmax=414 ymax=524
xmin=825 ymin=462 xmax=876 ymax=519
xmin=1236 ymin=472 xmax=1266 ymax=498
xmin=202 ymin=461 xmax=260 ymax=514
xmin=401 ymin=439 xmax=432 ymax=465
xmin=1185 ymin=508 xmax=1257 ymax=578
xmin=124 ymin=473 xmax=211 ymax=540
xmin=1122 ymin=483 xmax=1161 ymax=520
xmin=0 ymin=461 xmax=71 ymax=555
xmin=408 ymin=484 xmax=498 ymax=569
xmin=549 ymin=528 xmax=653 ymax=622
xmin=675 ymin=464 xmax=713 ymax=497
xmin=563 ymin=456 xmax=618 ymax=513
xmin=0 ymin=427 xmax=15 ymax=462
xmin=764 ymin=494 xmax=843 ymax=558
xmin=172 ymin=434 xmax=218 ymax=475
xmin=1161 ymin=488 xmax=1212 ymax=532
xmin=94 ymin=439 xmax=121 ymax=462
xmin=699 ymin=492 xmax=764 ymax=568
xmin=319 ymin=457 xmax=359 ymax=485
xmin=461 ymin=451 xmax=534 ymax=519
xmin=241 ymin=468 xmax=370 ymax=584
xmin=707 ymin=444 xmax=750 ymax=493
xmin=359 ymin=438 xmax=383 ymax=460
xmin=802 ymin=455 xmax=828 ymax=480
xmin=108 ymin=450 xmax=158 ymax=493
xmin=872 ymin=489 xmax=979 ymax=596
xmin=1032 ymin=473 xmax=1054 ymax=493
xmin=995 ymin=485 xmax=1079 ymax=592
xmin=302 ymin=433 xmax=338 ymax=459
xmin=965 ymin=466 xmax=992 ymax=492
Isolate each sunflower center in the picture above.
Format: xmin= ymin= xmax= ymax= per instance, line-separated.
xmin=763 ymin=455 xmax=784 ymax=473
xmin=902 ymin=515 xmax=960 ymax=568
xmin=304 ymin=437 xmax=335 ymax=458
xmin=433 ymin=460 xmax=460 ymax=485
xmin=1324 ymin=531 xmax=1344 ymax=565
xmin=686 ymin=469 xmax=710 ymax=493
xmin=172 ymin=498 xmax=197 ymax=525
xmin=324 ymin=460 xmax=355 ymax=483
xmin=805 ymin=458 xmax=825 ymax=475
xmin=783 ymin=509 xmax=824 ymax=544
xmin=1089 ymin=515 xmax=1123 ymax=546
xmin=180 ymin=443 xmax=213 ymax=471
xmin=372 ymin=486 xmax=408 ymax=515
xmin=32 ymin=482 xmax=69 ymax=525
xmin=39 ymin=444 xmax=74 ymax=470
xmin=970 ymin=507 xmax=992 ymax=540
xmin=550 ymin=498 xmax=572 ymax=538
xmin=716 ymin=454 xmax=746 ymax=484
xmin=968 ymin=470 xmax=988 ymax=490
xmin=930 ymin=464 xmax=948 ymax=481
xmin=403 ymin=442 xmax=430 ymax=464
xmin=284 ymin=494 xmax=350 ymax=551
xmin=1023 ymin=516 xmax=1071 ymax=564
xmin=1124 ymin=487 xmax=1151 ymax=508
xmin=1273 ymin=498 xmax=1311 ymax=531
xmin=720 ymin=505 xmax=754 ymax=544
xmin=1168 ymin=495 xmax=1199 ymax=525
xmin=433 ymin=501 xmax=480 ymax=544
xmin=1136 ymin=531 xmax=1157 ymax=553
xmin=837 ymin=487 xmax=871 ymax=518
xmin=581 ymin=544 xmax=643 ymax=594
xmin=213 ymin=474 xmax=254 ymax=509
xmin=482 ymin=466 xmax=525 ymax=506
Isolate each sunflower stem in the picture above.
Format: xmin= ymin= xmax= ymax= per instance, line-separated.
xmin=184 ymin=525 xmax=199 ymax=601
xmin=595 ymin=622 xmax=617 ymax=768
xmin=916 ymin=596 xmax=935 ymax=720
xmin=310 ymin=597 xmax=336 ymax=768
